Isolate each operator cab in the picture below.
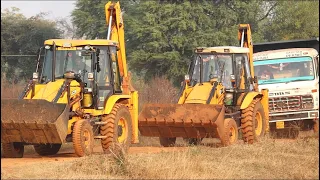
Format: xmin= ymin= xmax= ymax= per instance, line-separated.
xmin=33 ymin=39 xmax=122 ymax=109
xmin=187 ymin=46 xmax=253 ymax=91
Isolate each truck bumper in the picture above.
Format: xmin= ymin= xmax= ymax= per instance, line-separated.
xmin=269 ymin=110 xmax=318 ymax=130
xmin=269 ymin=110 xmax=318 ymax=122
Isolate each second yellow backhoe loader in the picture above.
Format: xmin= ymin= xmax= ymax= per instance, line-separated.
xmin=138 ymin=24 xmax=269 ymax=146
xmin=1 ymin=1 xmax=138 ymax=158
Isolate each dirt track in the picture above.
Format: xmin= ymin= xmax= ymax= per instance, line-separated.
xmin=1 ymin=130 xmax=317 ymax=173
xmin=1 ymin=135 xmax=318 ymax=179
xmin=0 ymin=138 xmax=297 ymax=170
xmin=1 ymin=145 xmax=187 ymax=170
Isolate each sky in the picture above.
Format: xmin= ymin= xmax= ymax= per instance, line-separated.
xmin=1 ymin=0 xmax=76 ymax=20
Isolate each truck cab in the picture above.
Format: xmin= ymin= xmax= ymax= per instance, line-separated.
xmin=253 ymin=48 xmax=319 ymax=134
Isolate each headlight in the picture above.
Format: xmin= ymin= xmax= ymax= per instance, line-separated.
xmin=88 ymin=72 xmax=94 ymax=80
xmin=184 ymin=74 xmax=190 ymax=82
xmin=33 ymin=72 xmax=39 ymax=79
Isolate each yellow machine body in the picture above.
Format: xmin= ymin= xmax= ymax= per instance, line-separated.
xmin=138 ymin=24 xmax=269 ymax=141
xmin=1 ymin=1 xmax=140 ymax=146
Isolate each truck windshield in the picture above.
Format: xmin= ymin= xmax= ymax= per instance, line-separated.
xmin=192 ymin=54 xmax=233 ymax=87
xmin=41 ymin=49 xmax=93 ymax=83
xmin=253 ymin=56 xmax=314 ymax=85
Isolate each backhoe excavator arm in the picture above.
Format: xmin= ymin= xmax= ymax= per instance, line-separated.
xmin=105 ymin=1 xmax=127 ymax=78
xmin=238 ymin=24 xmax=254 ymax=78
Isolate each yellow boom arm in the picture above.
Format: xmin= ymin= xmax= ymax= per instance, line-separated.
xmin=238 ymin=24 xmax=254 ymax=78
xmin=105 ymin=1 xmax=127 ymax=78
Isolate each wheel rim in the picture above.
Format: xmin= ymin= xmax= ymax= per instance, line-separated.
xmin=229 ymin=126 xmax=237 ymax=143
xmin=83 ymin=129 xmax=91 ymax=149
xmin=255 ymin=111 xmax=263 ymax=136
xmin=118 ymin=117 xmax=128 ymax=143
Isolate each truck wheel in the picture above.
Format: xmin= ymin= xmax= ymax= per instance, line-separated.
xmin=314 ymin=119 xmax=319 ymax=134
xmin=241 ymin=98 xmax=266 ymax=144
xmin=72 ymin=120 xmax=94 ymax=157
xmin=287 ymin=128 xmax=299 ymax=139
xmin=183 ymin=138 xmax=203 ymax=146
xmin=221 ymin=118 xmax=238 ymax=146
xmin=34 ymin=144 xmax=61 ymax=156
xmin=159 ymin=137 xmax=176 ymax=147
xmin=2 ymin=142 xmax=24 ymax=158
xmin=100 ymin=104 xmax=132 ymax=153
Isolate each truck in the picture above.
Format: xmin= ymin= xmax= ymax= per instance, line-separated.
xmin=253 ymin=38 xmax=319 ymax=138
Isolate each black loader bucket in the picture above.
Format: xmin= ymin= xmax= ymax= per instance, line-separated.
xmin=1 ymin=99 xmax=69 ymax=144
xmin=138 ymin=104 xmax=225 ymax=138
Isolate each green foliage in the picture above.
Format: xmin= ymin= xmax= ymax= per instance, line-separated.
xmin=71 ymin=0 xmax=319 ymax=86
xmin=263 ymin=1 xmax=319 ymax=41
xmin=1 ymin=8 xmax=62 ymax=81
xmin=71 ymin=0 xmax=137 ymax=39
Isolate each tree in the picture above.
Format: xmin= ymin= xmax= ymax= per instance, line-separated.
xmin=71 ymin=0 xmax=137 ymax=39
xmin=263 ymin=1 xmax=319 ymax=41
xmin=1 ymin=7 xmax=62 ymax=81
xmin=71 ymin=0 xmax=319 ymax=86
xmin=123 ymin=1 xmax=272 ymax=85
xmin=56 ymin=18 xmax=79 ymax=39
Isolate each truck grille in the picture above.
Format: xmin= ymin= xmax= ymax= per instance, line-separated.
xmin=269 ymin=95 xmax=314 ymax=112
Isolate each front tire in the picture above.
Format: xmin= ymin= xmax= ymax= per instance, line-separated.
xmin=241 ymin=99 xmax=266 ymax=144
xmin=72 ymin=120 xmax=94 ymax=157
xmin=221 ymin=118 xmax=238 ymax=146
xmin=2 ymin=142 xmax=24 ymax=158
xmin=34 ymin=144 xmax=61 ymax=156
xmin=100 ymin=104 xmax=133 ymax=153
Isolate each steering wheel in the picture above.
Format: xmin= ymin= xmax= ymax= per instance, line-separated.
xmin=64 ymin=70 xmax=82 ymax=82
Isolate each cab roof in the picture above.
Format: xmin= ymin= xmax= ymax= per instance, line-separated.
xmin=44 ymin=39 xmax=118 ymax=47
xmin=196 ymin=46 xmax=250 ymax=54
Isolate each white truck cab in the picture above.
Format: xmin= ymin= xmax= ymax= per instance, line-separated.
xmin=253 ymin=48 xmax=319 ymax=134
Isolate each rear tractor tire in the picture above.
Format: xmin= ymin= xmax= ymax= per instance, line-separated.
xmin=2 ymin=142 xmax=24 ymax=158
xmin=241 ymin=99 xmax=266 ymax=144
xmin=159 ymin=137 xmax=176 ymax=147
xmin=221 ymin=118 xmax=238 ymax=146
xmin=100 ymin=104 xmax=133 ymax=153
xmin=72 ymin=120 xmax=94 ymax=157
xmin=34 ymin=144 xmax=61 ymax=156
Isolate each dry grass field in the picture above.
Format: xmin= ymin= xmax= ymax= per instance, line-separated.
xmin=1 ymin=135 xmax=319 ymax=179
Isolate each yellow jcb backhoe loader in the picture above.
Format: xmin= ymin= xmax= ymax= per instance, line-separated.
xmin=1 ymin=1 xmax=138 ymax=158
xmin=138 ymin=24 xmax=269 ymax=146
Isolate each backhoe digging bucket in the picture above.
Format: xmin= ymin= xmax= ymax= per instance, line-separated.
xmin=1 ymin=99 xmax=69 ymax=144
xmin=138 ymin=104 xmax=225 ymax=138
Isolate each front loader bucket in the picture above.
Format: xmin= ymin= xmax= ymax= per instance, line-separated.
xmin=138 ymin=104 xmax=225 ymax=138
xmin=1 ymin=99 xmax=69 ymax=144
